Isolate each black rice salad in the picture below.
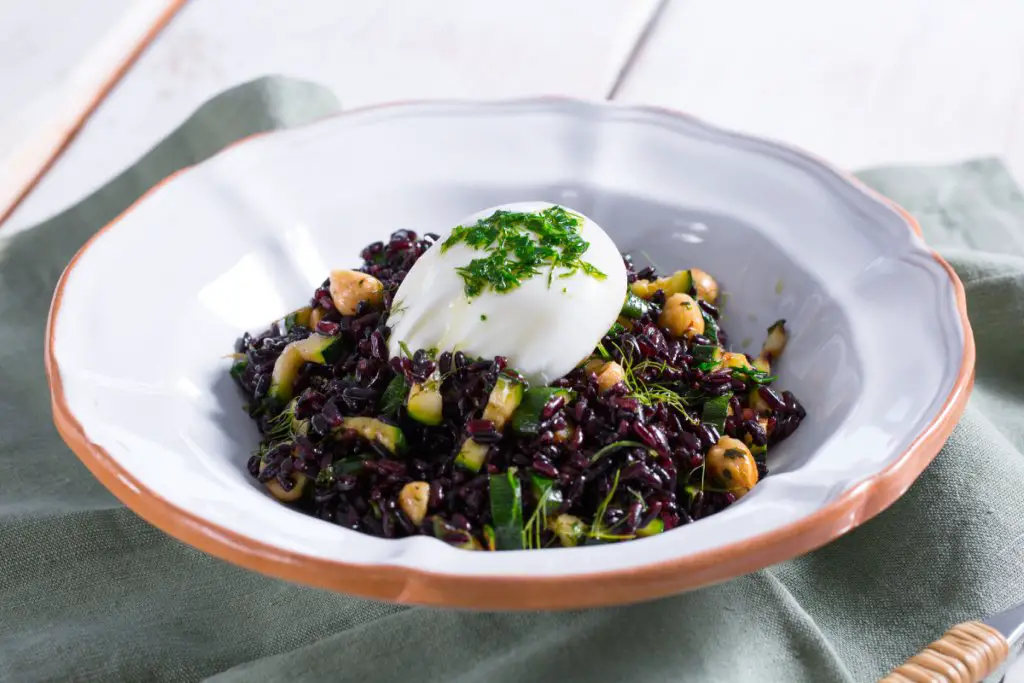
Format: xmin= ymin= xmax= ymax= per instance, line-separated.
xmin=230 ymin=229 xmax=805 ymax=551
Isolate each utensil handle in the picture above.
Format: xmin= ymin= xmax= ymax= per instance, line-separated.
xmin=878 ymin=621 xmax=1009 ymax=683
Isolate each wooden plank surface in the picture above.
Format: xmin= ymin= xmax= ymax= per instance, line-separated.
xmin=616 ymin=0 xmax=1024 ymax=182
xmin=3 ymin=0 xmax=660 ymax=232
xmin=0 ymin=0 xmax=185 ymax=224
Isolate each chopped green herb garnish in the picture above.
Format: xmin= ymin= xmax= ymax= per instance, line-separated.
xmin=441 ymin=206 xmax=606 ymax=298
xmin=398 ymin=340 xmax=413 ymax=358
xmin=731 ymin=365 xmax=777 ymax=385
xmin=380 ymin=374 xmax=409 ymax=415
xmin=524 ymin=476 xmax=560 ymax=550
xmin=588 ymin=440 xmax=648 ymax=464
xmin=612 ymin=343 xmax=700 ymax=422
xmin=588 ymin=470 xmax=634 ymax=542
xmin=480 ymin=314 xmax=487 ymax=321
xmin=263 ymin=398 xmax=305 ymax=443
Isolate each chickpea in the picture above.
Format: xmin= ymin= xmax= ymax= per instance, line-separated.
xmin=398 ymin=481 xmax=430 ymax=525
xmin=705 ymin=436 xmax=759 ymax=496
xmin=691 ymin=268 xmax=719 ymax=303
xmin=329 ymin=269 xmax=383 ymax=315
xmin=659 ymin=293 xmax=704 ymax=339
xmin=553 ymin=425 xmax=576 ymax=444
xmin=594 ymin=361 xmax=626 ymax=393
xmin=259 ymin=461 xmax=306 ymax=503
xmin=721 ymin=352 xmax=752 ymax=371
xmin=630 ymin=279 xmax=659 ymax=299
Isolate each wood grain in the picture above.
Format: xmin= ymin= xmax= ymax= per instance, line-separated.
xmin=616 ymin=0 xmax=1024 ymax=183
xmin=3 ymin=0 xmax=660 ymax=232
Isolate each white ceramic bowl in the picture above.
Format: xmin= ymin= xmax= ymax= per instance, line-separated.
xmin=46 ymin=99 xmax=973 ymax=609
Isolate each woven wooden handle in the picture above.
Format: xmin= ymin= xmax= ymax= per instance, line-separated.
xmin=878 ymin=621 xmax=1009 ymax=683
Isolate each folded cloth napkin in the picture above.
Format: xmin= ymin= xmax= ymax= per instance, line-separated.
xmin=2 ymin=78 xmax=1023 ymax=683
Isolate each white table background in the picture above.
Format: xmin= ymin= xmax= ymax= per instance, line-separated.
xmin=2 ymin=0 xmax=1023 ymax=677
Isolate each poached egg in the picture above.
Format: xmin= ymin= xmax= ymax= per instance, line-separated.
xmin=387 ymin=202 xmax=627 ymax=385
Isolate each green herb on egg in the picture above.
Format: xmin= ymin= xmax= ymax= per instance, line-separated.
xmin=441 ymin=206 xmax=607 ymax=298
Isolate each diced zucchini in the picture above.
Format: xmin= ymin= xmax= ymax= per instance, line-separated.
xmin=259 ymin=460 xmax=306 ymax=503
xmin=455 ymin=439 xmax=489 ymax=473
xmin=483 ymin=524 xmax=497 ymax=551
xmin=293 ymin=333 xmax=346 ymax=364
xmin=630 ymin=270 xmax=692 ymax=300
xmin=511 ymin=387 xmax=573 ymax=436
xmin=268 ymin=333 xmax=346 ymax=406
xmin=489 ymin=468 xmax=525 ymax=550
xmin=701 ymin=394 xmax=731 ymax=432
xmin=268 ymin=345 xmax=304 ymax=406
xmin=283 ymin=305 xmax=312 ymax=331
xmin=636 ymin=517 xmax=665 ymax=538
xmin=666 ymin=269 xmax=694 ymax=297
xmin=692 ymin=344 xmax=721 ymax=360
xmin=481 ymin=375 xmax=525 ymax=430
xmin=341 ymin=416 xmax=406 ymax=455
xmin=456 ymin=374 xmax=525 ymax=471
xmin=408 ymin=381 xmax=443 ymax=426
xmin=762 ymin=320 xmax=788 ymax=360
xmin=332 ymin=459 xmax=366 ymax=476
xmin=692 ymin=344 xmax=722 ymax=366
xmin=620 ymin=291 xmax=652 ymax=319
xmin=752 ymin=356 xmax=771 ymax=373
xmin=549 ymin=514 xmax=587 ymax=547
xmin=432 ymin=517 xmax=482 ymax=550
xmin=529 ymin=474 xmax=563 ymax=515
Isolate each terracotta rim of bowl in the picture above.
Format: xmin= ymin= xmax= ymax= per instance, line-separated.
xmin=44 ymin=99 xmax=976 ymax=610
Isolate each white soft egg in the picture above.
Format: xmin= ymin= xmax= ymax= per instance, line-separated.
xmin=387 ymin=201 xmax=627 ymax=386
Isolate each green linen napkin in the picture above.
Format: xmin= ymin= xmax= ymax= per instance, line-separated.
xmin=2 ymin=78 xmax=1023 ymax=683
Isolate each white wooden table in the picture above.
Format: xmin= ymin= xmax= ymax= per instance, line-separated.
xmin=2 ymin=0 xmax=1023 ymax=677
xmin=5 ymin=0 xmax=1024 ymax=234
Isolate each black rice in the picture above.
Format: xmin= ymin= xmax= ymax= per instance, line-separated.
xmin=230 ymin=229 xmax=806 ymax=550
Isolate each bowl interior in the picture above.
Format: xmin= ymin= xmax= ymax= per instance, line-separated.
xmin=52 ymin=100 xmax=962 ymax=582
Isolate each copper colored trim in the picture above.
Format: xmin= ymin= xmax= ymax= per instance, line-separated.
xmin=44 ymin=101 xmax=975 ymax=609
